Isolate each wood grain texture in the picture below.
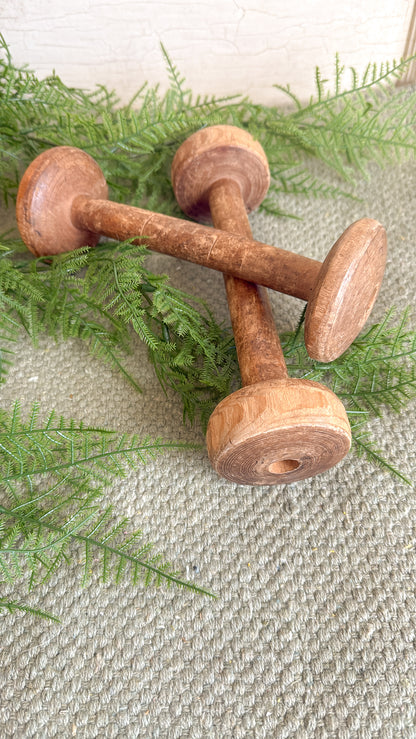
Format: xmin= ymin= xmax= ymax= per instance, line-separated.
xmin=209 ymin=178 xmax=288 ymax=386
xmin=17 ymin=144 xmax=386 ymax=363
xmin=15 ymin=146 xmax=319 ymax=301
xmin=171 ymin=125 xmax=270 ymax=223
xmin=72 ymin=195 xmax=320 ymax=302
xmin=305 ymin=218 xmax=387 ymax=361
xmin=16 ymin=147 xmax=108 ymax=256
xmin=171 ymin=124 xmax=351 ymax=485
xmin=206 ymin=379 xmax=352 ymax=485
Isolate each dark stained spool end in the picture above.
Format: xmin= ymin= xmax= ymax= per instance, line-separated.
xmin=305 ymin=218 xmax=388 ymax=360
xmin=171 ymin=124 xmax=271 ymax=223
xmin=16 ymin=146 xmax=108 ymax=256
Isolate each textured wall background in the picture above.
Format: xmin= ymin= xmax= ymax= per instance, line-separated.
xmin=1 ymin=0 xmax=413 ymax=104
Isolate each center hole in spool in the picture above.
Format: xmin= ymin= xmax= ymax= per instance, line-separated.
xmin=268 ymin=459 xmax=300 ymax=475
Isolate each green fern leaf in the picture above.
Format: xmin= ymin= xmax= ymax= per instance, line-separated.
xmin=0 ymin=597 xmax=60 ymax=621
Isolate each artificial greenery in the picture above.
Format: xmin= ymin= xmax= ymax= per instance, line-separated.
xmin=1 ymin=38 xmax=416 ymax=619
xmin=2 ymin=36 xmax=416 ymax=214
xmin=282 ymin=308 xmax=416 ymax=486
xmin=1 ymin=239 xmax=238 ymax=427
xmin=0 ymin=401 xmax=213 ymax=621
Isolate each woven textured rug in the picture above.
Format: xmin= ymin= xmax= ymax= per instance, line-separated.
xmin=0 ymin=153 xmax=415 ymax=738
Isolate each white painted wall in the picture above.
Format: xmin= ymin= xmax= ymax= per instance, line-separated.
xmin=1 ymin=1 xmax=413 ymax=105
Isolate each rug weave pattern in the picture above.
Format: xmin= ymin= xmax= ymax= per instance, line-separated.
xmin=0 ymin=157 xmax=415 ymax=738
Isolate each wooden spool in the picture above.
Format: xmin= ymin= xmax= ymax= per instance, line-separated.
xmin=171 ymin=125 xmax=351 ymax=485
xmin=16 ymin=145 xmax=387 ymax=362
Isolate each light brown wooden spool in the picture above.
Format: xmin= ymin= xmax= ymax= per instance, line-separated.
xmin=16 ymin=145 xmax=387 ymax=362
xmin=171 ymin=125 xmax=351 ymax=485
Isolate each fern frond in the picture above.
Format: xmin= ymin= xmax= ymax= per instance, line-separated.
xmin=291 ymin=55 xmax=415 ymax=115
xmin=0 ymin=597 xmax=60 ymax=621
xmin=282 ymin=306 xmax=416 ymax=484
xmin=1 ymin=232 xmax=237 ymax=427
xmin=268 ymin=166 xmax=359 ymax=201
xmin=0 ymin=401 xmax=212 ymax=616
xmin=160 ymin=43 xmax=189 ymax=110
xmin=0 ymin=39 xmax=415 ymax=622
xmin=61 ymin=239 xmax=238 ymax=426
xmin=2 ymin=36 xmax=416 ymax=214
xmin=0 ymin=311 xmax=19 ymax=383
xmin=280 ymin=56 xmax=416 ymax=180
xmin=350 ymin=421 xmax=413 ymax=486
xmin=0 ymin=400 xmax=197 ymax=487
xmin=0 ymin=500 xmax=213 ymax=596
xmin=325 ymin=308 xmax=416 ymax=416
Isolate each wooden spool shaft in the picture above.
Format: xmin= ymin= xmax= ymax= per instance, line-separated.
xmin=72 ymin=194 xmax=319 ymax=302
xmin=207 ymin=178 xmax=288 ymax=387
xmin=171 ymin=124 xmax=351 ymax=485
xmin=16 ymin=145 xmax=387 ymax=363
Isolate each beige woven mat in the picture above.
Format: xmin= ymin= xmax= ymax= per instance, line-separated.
xmin=0 ymin=156 xmax=415 ymax=738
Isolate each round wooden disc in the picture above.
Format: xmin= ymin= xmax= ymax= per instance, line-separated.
xmin=206 ymin=378 xmax=351 ymax=485
xmin=16 ymin=146 xmax=108 ymax=256
xmin=171 ymin=125 xmax=270 ymax=223
xmin=304 ymin=218 xmax=387 ymax=361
